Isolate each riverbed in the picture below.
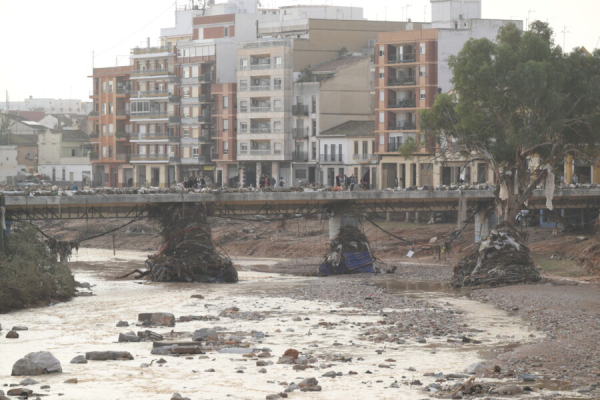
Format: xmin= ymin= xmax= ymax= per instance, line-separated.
xmin=0 ymin=248 xmax=586 ymax=399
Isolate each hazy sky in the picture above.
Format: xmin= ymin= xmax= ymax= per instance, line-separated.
xmin=1 ymin=0 xmax=598 ymax=104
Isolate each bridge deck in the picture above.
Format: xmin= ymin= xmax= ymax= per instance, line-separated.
xmin=1 ymin=189 xmax=599 ymax=220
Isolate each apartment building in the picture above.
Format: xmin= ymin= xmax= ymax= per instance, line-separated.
xmin=375 ymin=0 xmax=522 ymax=189
xmin=89 ymin=66 xmax=132 ymax=187
xmin=236 ymin=13 xmax=425 ymax=187
xmin=37 ymin=129 xmax=93 ymax=185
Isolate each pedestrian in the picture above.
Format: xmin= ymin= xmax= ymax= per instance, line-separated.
xmin=200 ymin=176 xmax=206 ymax=188
xmin=270 ymin=176 xmax=276 ymax=187
xmin=350 ymin=175 xmax=355 ymax=191
xmin=572 ymin=174 xmax=578 ymax=184
xmin=345 ymin=174 xmax=350 ymax=190
xmin=394 ymin=177 xmax=399 ymax=188
xmin=279 ymin=176 xmax=285 ymax=188
xmin=259 ymin=174 xmax=264 ymax=188
xmin=335 ymin=174 xmax=341 ymax=188
xmin=264 ymin=175 xmax=269 ymax=188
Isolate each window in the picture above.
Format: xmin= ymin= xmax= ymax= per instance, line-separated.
xmin=108 ymin=146 xmax=114 ymax=157
xmin=275 ymin=56 xmax=282 ymax=68
xmin=296 ymin=96 xmax=304 ymax=105
xmin=240 ymin=100 xmax=248 ymax=112
xmin=192 ymin=147 xmax=199 ymax=156
xmin=149 ymin=145 xmax=155 ymax=155
xmin=311 ymin=119 xmax=316 ymax=136
xmin=223 ymin=95 xmax=228 ymax=109
xmin=420 ymin=43 xmax=426 ymax=55
xmin=240 ymin=80 xmax=247 ymax=91
xmin=274 ymin=143 xmax=282 ymax=155
xmin=62 ymin=168 xmax=66 ymax=181
xmin=139 ymin=146 xmax=146 ymax=155
xmin=379 ymin=135 xmax=384 ymax=145
xmin=223 ymin=119 xmax=229 ymax=132
xmin=420 ymin=89 xmax=426 ymax=100
xmin=273 ymin=120 xmax=282 ymax=133
xmin=354 ymin=141 xmax=359 ymax=154
xmin=240 ymin=59 xmax=248 ymax=70
xmin=102 ymin=82 xmax=106 ymax=93
xmin=168 ymin=146 xmax=175 ymax=156
xmin=379 ymin=91 xmax=384 ymax=102
xmin=274 ymin=99 xmax=282 ymax=111
xmin=102 ymin=125 xmax=107 ymax=136
xmin=109 ymin=103 xmax=114 ymax=115
xmin=379 ymin=112 xmax=384 ymax=123
xmin=311 ymin=142 xmax=317 ymax=160
xmin=379 ymin=46 xmax=384 ymax=57
xmin=71 ymin=149 xmax=76 ymax=157
xmin=379 ymin=68 xmax=384 ymax=79
xmin=311 ymin=95 xmax=316 ymax=112
xmin=224 ymin=26 xmax=230 ymax=37
xmin=102 ymin=104 xmax=107 ymax=115
xmin=296 ymin=169 xmax=307 ymax=179
xmin=109 ymin=124 xmax=114 ymax=135
xmin=240 ymin=143 xmax=248 ymax=154
xmin=338 ymin=144 xmax=342 ymax=161
xmin=108 ymin=81 xmax=113 ymax=93
xmin=274 ymin=78 xmax=282 ymax=89
xmin=223 ymin=141 xmax=229 ymax=155
xmin=183 ymin=68 xmax=189 ymax=78
xmin=240 ymin=122 xmax=248 ymax=133
xmin=419 ymin=66 xmax=426 ymax=77
xmin=184 ymin=129 xmax=190 ymax=138
xmin=102 ymin=146 xmax=107 ymax=157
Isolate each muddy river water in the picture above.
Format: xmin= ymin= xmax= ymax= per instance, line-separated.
xmin=0 ymin=249 xmax=583 ymax=399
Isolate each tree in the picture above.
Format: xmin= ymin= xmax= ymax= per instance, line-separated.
xmin=421 ymin=22 xmax=600 ymax=224
xmin=0 ymin=114 xmax=15 ymax=145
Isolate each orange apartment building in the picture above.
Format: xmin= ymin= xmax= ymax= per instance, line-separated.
xmin=89 ymin=66 xmax=133 ymax=187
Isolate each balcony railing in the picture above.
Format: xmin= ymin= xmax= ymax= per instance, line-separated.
xmin=130 ymin=111 xmax=168 ymax=119
xmin=89 ymin=111 xmax=99 ymax=117
xmin=116 ymin=110 xmax=128 ymax=116
xmin=198 ymin=135 xmax=212 ymax=143
xmin=198 ymin=95 xmax=214 ymax=103
xmin=239 ymin=107 xmax=248 ymax=113
xmin=388 ymin=121 xmax=417 ymax=130
xmin=90 ymin=132 xmax=99 ymax=139
xmin=135 ymin=133 xmax=180 ymax=141
xmin=131 ymin=45 xmax=172 ymax=55
xmin=129 ymin=90 xmax=169 ymax=98
xmin=293 ymin=127 xmax=309 ymax=138
xmin=293 ymin=151 xmax=309 ymax=162
xmin=116 ymin=88 xmax=129 ymax=95
xmin=250 ymin=63 xmax=271 ymax=70
xmin=198 ymin=74 xmax=214 ymax=83
xmin=115 ymin=132 xmax=130 ymax=139
xmin=250 ymin=127 xmax=271 ymax=134
xmin=250 ymin=106 xmax=270 ymax=112
xmin=130 ymin=153 xmax=170 ymax=161
xmin=249 ymin=149 xmax=271 ymax=155
xmin=198 ymin=115 xmax=212 ymax=123
xmin=292 ymin=105 xmax=309 ymax=116
xmin=387 ymin=53 xmax=416 ymax=64
xmin=250 ymin=85 xmax=270 ymax=91
xmin=273 ymin=84 xmax=282 ymax=90
xmin=388 ymin=76 xmax=417 ymax=87
xmin=352 ymin=154 xmax=378 ymax=161
xmin=241 ymin=39 xmax=291 ymax=50
xmin=169 ymin=116 xmax=181 ymax=124
xmin=130 ymin=68 xmax=175 ymax=77
xmin=169 ymin=95 xmax=181 ymax=103
xmin=319 ymin=154 xmax=343 ymax=162
xmin=115 ymin=153 xmax=130 ymax=161
xmin=388 ymin=99 xmax=416 ymax=108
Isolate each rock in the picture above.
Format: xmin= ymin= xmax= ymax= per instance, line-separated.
xmin=410 ymin=380 xmax=422 ymax=386
xmin=322 ymin=371 xmax=336 ymax=377
xmin=64 ymin=378 xmax=78 ymax=384
xmin=298 ymin=377 xmax=319 ymax=388
xmin=300 ymin=385 xmax=322 ymax=392
xmin=138 ymin=312 xmax=175 ymax=326
xmin=218 ymin=348 xmax=249 ymax=354
xmin=278 ymin=349 xmax=299 ymax=364
xmin=70 ymin=355 xmax=87 ymax=364
xmin=192 ymin=328 xmax=219 ymax=342
xmin=40 ymin=385 xmax=50 ymax=389
xmin=258 ymin=368 xmax=267 ymax=373
xmin=151 ymin=345 xmax=203 ymax=356
xmin=118 ymin=333 xmax=141 ymax=342
xmin=465 ymin=362 xmax=489 ymax=375
xmin=6 ymin=331 xmax=19 ymax=339
xmin=266 ymin=395 xmax=281 ymax=399
xmin=521 ymin=373 xmax=537 ymax=382
xmin=116 ymin=321 xmax=129 ymax=327
xmin=7 ymin=388 xmax=33 ymax=396
xmin=19 ymin=378 xmax=39 ymax=386
xmin=85 ymin=351 xmax=134 ymax=361
xmin=190 ymin=294 xmax=204 ymax=299
xmin=497 ymin=384 xmax=523 ymax=395
xmin=12 ymin=351 xmax=63 ymax=375
xmin=12 ymin=326 xmax=28 ymax=331
xmin=252 ymin=331 xmax=265 ymax=339
xmin=205 ymin=368 xmax=215 ymax=372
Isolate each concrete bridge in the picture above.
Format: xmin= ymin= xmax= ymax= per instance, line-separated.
xmin=2 ymin=188 xmax=599 ymax=222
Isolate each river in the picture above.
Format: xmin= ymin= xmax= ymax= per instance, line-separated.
xmin=0 ymin=248 xmax=578 ymax=399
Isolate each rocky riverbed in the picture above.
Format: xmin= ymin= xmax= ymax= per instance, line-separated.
xmin=0 ymin=249 xmax=596 ymax=399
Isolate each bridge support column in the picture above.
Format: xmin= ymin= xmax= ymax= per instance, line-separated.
xmin=386 ymin=212 xmax=391 ymax=222
xmin=457 ymin=190 xmax=467 ymax=230
xmin=415 ymin=211 xmax=421 ymax=224
xmin=329 ymin=212 xmax=361 ymax=241
xmin=405 ymin=211 xmax=412 ymax=222
xmin=474 ymin=210 xmax=499 ymax=242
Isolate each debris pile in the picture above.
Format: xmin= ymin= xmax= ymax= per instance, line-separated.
xmin=573 ymin=234 xmax=600 ymax=274
xmin=319 ymin=225 xmax=375 ymax=276
xmin=452 ymin=223 xmax=541 ymax=287
xmin=129 ymin=203 xmax=237 ymax=283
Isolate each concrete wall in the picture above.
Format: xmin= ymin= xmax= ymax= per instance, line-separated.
xmin=0 ymin=146 xmax=19 ymax=184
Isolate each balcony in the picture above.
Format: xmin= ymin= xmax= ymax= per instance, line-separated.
xmin=388 ymin=121 xmax=417 ymax=131
xmin=133 ymin=133 xmax=180 ymax=142
xmin=115 ymin=132 xmax=130 ymax=140
xmin=130 ymin=153 xmax=170 ymax=162
xmin=198 ymin=74 xmax=214 ymax=83
xmin=115 ymin=153 xmax=130 ymax=162
xmin=198 ymin=95 xmax=214 ymax=103
xmin=198 ymin=135 xmax=212 ymax=143
xmin=131 ymin=44 xmax=172 ymax=55
xmin=198 ymin=115 xmax=212 ymax=123
xmin=293 ymin=127 xmax=309 ymax=138
xmin=116 ymin=110 xmax=128 ymax=117
xmin=181 ymin=154 xmax=212 ymax=164
xmin=319 ymin=154 xmax=343 ymax=162
xmin=387 ymin=53 xmax=416 ymax=64
xmin=352 ymin=154 xmax=378 ymax=162
xmin=169 ymin=95 xmax=180 ymax=103
xmin=89 ymin=111 xmax=99 ymax=117
xmin=241 ymin=39 xmax=291 ymax=50
xmin=129 ymin=90 xmax=169 ymax=99
xmin=250 ymin=85 xmax=270 ymax=91
xmin=388 ymin=99 xmax=416 ymax=109
xmin=292 ymin=105 xmax=309 ymax=116
xmin=293 ymin=151 xmax=308 ymax=162
xmin=116 ymin=88 xmax=129 ymax=95
xmin=130 ymin=68 xmax=175 ymax=77
xmin=388 ymin=76 xmax=417 ymax=87
xmin=169 ymin=116 xmax=181 ymax=124
xmin=249 ymin=127 xmax=271 ymax=134
xmin=250 ymin=63 xmax=271 ymax=70
xmin=130 ymin=111 xmax=168 ymax=120
xmin=249 ymin=149 xmax=271 ymax=155
xmin=250 ymin=106 xmax=270 ymax=112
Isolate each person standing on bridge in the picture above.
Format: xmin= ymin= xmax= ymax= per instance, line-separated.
xmin=279 ymin=177 xmax=286 ymax=188
xmin=350 ymin=175 xmax=356 ymax=191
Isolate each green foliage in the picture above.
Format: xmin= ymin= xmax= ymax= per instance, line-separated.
xmin=0 ymin=114 xmax=15 ymax=144
xmin=396 ymin=136 xmax=419 ymax=158
xmin=296 ymin=67 xmax=314 ymax=83
xmin=339 ymin=47 xmax=349 ymax=57
xmin=0 ymin=225 xmax=75 ymax=313
xmin=421 ymin=21 xmax=600 ymax=173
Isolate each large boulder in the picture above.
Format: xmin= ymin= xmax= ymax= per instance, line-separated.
xmin=11 ymin=351 xmax=62 ymax=376
xmin=192 ymin=328 xmax=219 ymax=342
xmin=138 ymin=312 xmax=175 ymax=326
xmin=85 ymin=351 xmax=134 ymax=361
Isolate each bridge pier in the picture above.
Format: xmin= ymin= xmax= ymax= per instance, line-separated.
xmin=329 ymin=212 xmax=361 ymax=240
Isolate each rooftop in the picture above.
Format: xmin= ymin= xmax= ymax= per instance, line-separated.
xmin=320 ymin=120 xmax=374 ymax=137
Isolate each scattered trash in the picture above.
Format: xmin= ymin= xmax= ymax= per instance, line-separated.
xmin=318 ymin=225 xmax=375 ymax=276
